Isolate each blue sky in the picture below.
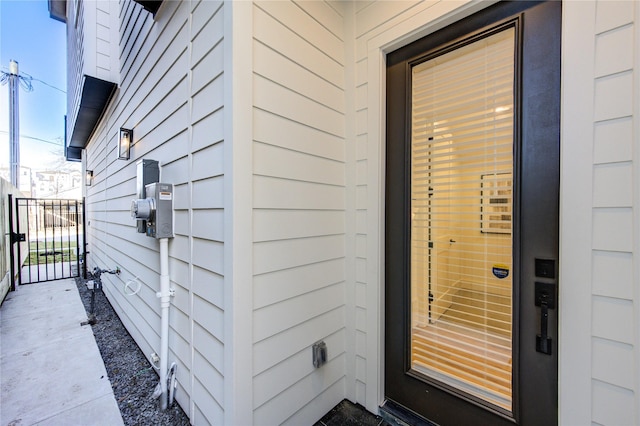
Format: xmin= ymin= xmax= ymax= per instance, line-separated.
xmin=0 ymin=0 xmax=67 ymax=170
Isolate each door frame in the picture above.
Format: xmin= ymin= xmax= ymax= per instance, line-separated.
xmin=382 ymin=1 xmax=560 ymax=424
xmin=351 ymin=0 xmax=564 ymax=415
xmin=356 ymin=2 xmax=504 ymax=414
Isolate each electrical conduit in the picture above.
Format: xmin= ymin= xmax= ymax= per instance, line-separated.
xmin=158 ymin=237 xmax=171 ymax=410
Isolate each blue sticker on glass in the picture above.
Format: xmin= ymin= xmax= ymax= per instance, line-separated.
xmin=492 ymin=264 xmax=509 ymax=279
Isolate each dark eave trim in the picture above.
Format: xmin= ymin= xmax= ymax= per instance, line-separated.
xmin=133 ymin=0 xmax=163 ymax=15
xmin=65 ymin=146 xmax=82 ymax=162
xmin=64 ymin=115 xmax=82 ymax=162
xmin=48 ymin=0 xmax=67 ymax=23
xmin=68 ymin=75 xmax=117 ymax=151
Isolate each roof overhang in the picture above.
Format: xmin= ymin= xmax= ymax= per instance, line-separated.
xmin=67 ymin=75 xmax=117 ymax=158
xmin=48 ymin=0 xmax=67 ymax=23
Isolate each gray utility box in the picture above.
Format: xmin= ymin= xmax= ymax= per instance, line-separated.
xmin=136 ymin=159 xmax=159 ymax=233
xmin=144 ymin=183 xmax=174 ymax=238
xmin=131 ymin=182 xmax=174 ymax=239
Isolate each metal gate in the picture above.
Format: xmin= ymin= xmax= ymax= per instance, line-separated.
xmin=8 ymin=195 xmax=86 ymax=287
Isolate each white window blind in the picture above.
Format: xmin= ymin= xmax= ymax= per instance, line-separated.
xmin=410 ymin=28 xmax=515 ymax=412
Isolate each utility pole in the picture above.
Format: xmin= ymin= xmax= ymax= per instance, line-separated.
xmin=8 ymin=60 xmax=20 ymax=188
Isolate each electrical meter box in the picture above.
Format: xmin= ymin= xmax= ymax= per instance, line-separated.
xmin=136 ymin=159 xmax=159 ymax=233
xmin=131 ymin=183 xmax=174 ymax=238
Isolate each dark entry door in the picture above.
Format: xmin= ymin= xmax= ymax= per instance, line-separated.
xmin=385 ymin=2 xmax=560 ymax=425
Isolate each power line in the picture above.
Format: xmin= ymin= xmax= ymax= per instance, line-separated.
xmin=0 ymin=130 xmax=63 ymax=146
xmin=1 ymin=67 xmax=65 ymax=94
xmin=0 ymin=68 xmax=33 ymax=92
xmin=25 ymin=73 xmax=66 ymax=94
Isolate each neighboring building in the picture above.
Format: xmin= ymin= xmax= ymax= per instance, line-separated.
xmin=49 ymin=1 xmax=639 ymax=425
xmin=0 ymin=166 xmax=34 ymax=196
xmin=0 ymin=167 xmax=81 ymax=198
xmin=34 ymin=170 xmax=82 ymax=199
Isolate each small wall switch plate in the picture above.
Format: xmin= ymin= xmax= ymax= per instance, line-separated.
xmin=312 ymin=341 xmax=327 ymax=368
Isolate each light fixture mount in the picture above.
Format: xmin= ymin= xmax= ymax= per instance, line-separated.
xmin=119 ymin=127 xmax=133 ymax=160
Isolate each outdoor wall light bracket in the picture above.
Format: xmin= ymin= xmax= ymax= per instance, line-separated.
xmin=119 ymin=127 xmax=133 ymax=160
xmin=85 ymin=170 xmax=93 ymax=186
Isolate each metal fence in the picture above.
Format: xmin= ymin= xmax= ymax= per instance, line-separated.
xmin=10 ymin=197 xmax=86 ymax=285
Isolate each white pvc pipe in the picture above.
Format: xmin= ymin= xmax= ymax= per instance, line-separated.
xmin=158 ymin=237 xmax=170 ymax=410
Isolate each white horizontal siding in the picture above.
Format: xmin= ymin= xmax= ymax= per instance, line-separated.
xmin=254 ymin=142 xmax=344 ymax=186
xmin=296 ymin=0 xmax=344 ymax=40
xmin=561 ymin=1 xmax=640 ymax=424
xmin=594 ymin=117 xmax=633 ymax=164
xmin=592 ymin=250 xmax=633 ymax=300
xmin=254 ymin=209 xmax=344 ymax=242
xmin=84 ymin=1 xmax=228 ymax=423
xmin=192 ymin=266 xmax=224 ymax=309
xmin=253 ymin=108 xmax=344 ymax=162
xmin=66 ymin=0 xmax=84 ymax=142
xmin=95 ymin=1 xmax=116 ymax=81
xmin=253 ymin=306 xmax=345 ymax=376
xmin=254 ymin=235 xmax=344 ymax=276
xmin=252 ymin=1 xmax=346 ymax=424
xmin=592 ymin=338 xmax=635 ymax=390
xmin=256 ymin=355 xmax=346 ymax=425
xmin=592 ymin=380 xmax=635 ymax=426
xmin=254 ymin=258 xmax=345 ymax=309
xmin=254 ymin=282 xmax=346 ymax=343
xmin=193 ymin=377 xmax=223 ymax=425
xmin=253 ymin=41 xmax=345 ymax=115
xmin=66 ymin=0 xmax=119 ymax=142
xmin=192 ymin=42 xmax=223 ymax=96
xmin=253 ymin=329 xmax=346 ymax=408
xmin=254 ymin=4 xmax=343 ymax=88
xmin=254 ymin=75 xmax=344 ymax=137
xmin=589 ymin=13 xmax=637 ymax=423
xmin=254 ymin=176 xmax=344 ymax=211
xmin=191 ymin=208 xmax=224 ymax=242
xmin=192 ymin=177 xmax=224 ymax=209
xmin=258 ymin=1 xmax=344 ymax=65
xmin=192 ymin=3 xmax=227 ymax=422
xmin=191 ymin=1 xmax=224 ymax=65
xmin=192 ymin=108 xmax=224 ymax=151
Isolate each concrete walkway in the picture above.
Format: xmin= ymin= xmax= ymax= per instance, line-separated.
xmin=0 ymin=279 xmax=123 ymax=426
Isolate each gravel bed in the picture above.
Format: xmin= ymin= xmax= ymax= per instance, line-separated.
xmin=75 ymin=273 xmax=190 ymax=426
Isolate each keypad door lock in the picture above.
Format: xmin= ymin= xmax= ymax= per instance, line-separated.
xmin=535 ymin=282 xmax=556 ymax=355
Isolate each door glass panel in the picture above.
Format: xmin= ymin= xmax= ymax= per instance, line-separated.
xmin=410 ymin=28 xmax=514 ymax=411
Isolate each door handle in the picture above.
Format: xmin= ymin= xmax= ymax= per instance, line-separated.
xmin=535 ymin=282 xmax=555 ymax=355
